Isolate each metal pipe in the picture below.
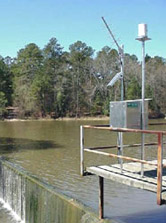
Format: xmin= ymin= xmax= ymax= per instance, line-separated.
xmin=142 ymin=41 xmax=145 ymax=111
xmin=101 ymin=17 xmax=121 ymax=52
xmin=99 ymin=176 xmax=104 ymax=219
xmin=119 ymin=45 xmax=124 ymax=171
xmin=83 ymin=125 xmax=166 ymax=135
xmin=157 ymin=133 xmax=163 ymax=205
xmin=80 ymin=126 xmax=84 ymax=176
xmin=120 ymin=45 xmax=124 ymax=101
xmin=136 ymin=24 xmax=151 ymax=177
xmin=141 ymin=40 xmax=145 ymax=177
xmin=86 ymin=142 xmax=166 ymax=150
xmin=117 ymin=132 xmax=123 ymax=172
xmin=84 ymin=148 xmax=162 ymax=167
xmin=101 ymin=17 xmax=124 ymax=101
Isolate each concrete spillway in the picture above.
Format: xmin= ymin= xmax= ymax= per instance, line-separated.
xmin=0 ymin=158 xmax=111 ymax=223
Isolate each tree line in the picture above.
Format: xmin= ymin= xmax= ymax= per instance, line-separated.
xmin=0 ymin=37 xmax=166 ymax=119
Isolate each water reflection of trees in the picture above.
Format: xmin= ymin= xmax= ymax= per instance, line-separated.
xmin=0 ymin=137 xmax=62 ymax=154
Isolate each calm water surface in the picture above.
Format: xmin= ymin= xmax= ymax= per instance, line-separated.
xmin=0 ymin=119 xmax=165 ymax=222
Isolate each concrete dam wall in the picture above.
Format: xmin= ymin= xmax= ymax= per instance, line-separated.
xmin=0 ymin=158 xmax=111 ymax=223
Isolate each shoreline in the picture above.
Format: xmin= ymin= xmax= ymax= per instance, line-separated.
xmin=3 ymin=116 xmax=166 ymax=122
xmin=3 ymin=116 xmax=110 ymax=122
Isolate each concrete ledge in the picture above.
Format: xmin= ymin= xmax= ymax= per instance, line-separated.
xmin=86 ymin=161 xmax=166 ymax=203
xmin=0 ymin=158 xmax=114 ymax=223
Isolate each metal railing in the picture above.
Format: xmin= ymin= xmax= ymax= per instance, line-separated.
xmin=80 ymin=125 xmax=166 ymax=206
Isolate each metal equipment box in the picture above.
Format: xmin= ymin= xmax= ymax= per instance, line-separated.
xmin=110 ymin=99 xmax=149 ymax=129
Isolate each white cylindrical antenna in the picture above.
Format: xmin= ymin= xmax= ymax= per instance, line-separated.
xmin=138 ymin=24 xmax=147 ymax=38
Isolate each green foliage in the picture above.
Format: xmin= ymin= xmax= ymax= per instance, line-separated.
xmin=69 ymin=41 xmax=94 ymax=63
xmin=91 ymin=91 xmax=103 ymax=115
xmin=11 ymin=43 xmax=43 ymax=116
xmin=0 ymin=59 xmax=13 ymax=105
xmin=145 ymin=85 xmax=158 ymax=111
xmin=14 ymin=43 xmax=43 ymax=79
xmin=30 ymin=71 xmax=53 ymax=114
xmin=69 ymin=41 xmax=94 ymax=117
xmin=126 ymin=77 xmax=141 ymax=100
xmin=0 ymin=37 xmax=166 ymax=119
xmin=0 ymin=91 xmax=7 ymax=116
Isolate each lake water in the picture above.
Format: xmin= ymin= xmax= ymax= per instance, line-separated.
xmin=0 ymin=119 xmax=165 ymax=222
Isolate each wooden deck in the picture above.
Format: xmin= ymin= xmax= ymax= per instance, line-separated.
xmin=86 ymin=159 xmax=166 ymax=199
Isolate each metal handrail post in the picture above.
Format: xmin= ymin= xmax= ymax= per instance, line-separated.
xmin=119 ymin=45 xmax=124 ymax=173
xmin=157 ymin=133 xmax=163 ymax=205
xmin=80 ymin=125 xmax=84 ymax=176
xmin=99 ymin=176 xmax=104 ymax=219
xmin=117 ymin=132 xmax=123 ymax=173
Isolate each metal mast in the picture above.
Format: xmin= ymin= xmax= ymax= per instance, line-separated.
xmin=101 ymin=16 xmax=124 ymax=101
xmin=136 ymin=24 xmax=151 ymax=176
xmin=102 ymin=17 xmax=124 ymax=171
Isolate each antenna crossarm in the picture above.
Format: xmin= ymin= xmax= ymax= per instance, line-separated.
xmin=101 ymin=16 xmax=122 ymax=52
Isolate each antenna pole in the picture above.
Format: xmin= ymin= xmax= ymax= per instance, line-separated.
xmin=136 ymin=24 xmax=151 ymax=177
xmin=102 ymin=17 xmax=124 ymax=172
xmin=101 ymin=16 xmax=124 ymax=101
xmin=120 ymin=45 xmax=124 ymax=101
xmin=101 ymin=17 xmax=121 ymax=53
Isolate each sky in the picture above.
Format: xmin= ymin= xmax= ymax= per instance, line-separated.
xmin=0 ymin=0 xmax=165 ymax=61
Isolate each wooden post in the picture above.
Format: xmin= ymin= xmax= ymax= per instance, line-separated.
xmin=157 ymin=133 xmax=163 ymax=205
xmin=99 ymin=176 xmax=104 ymax=219
xmin=80 ymin=126 xmax=84 ymax=176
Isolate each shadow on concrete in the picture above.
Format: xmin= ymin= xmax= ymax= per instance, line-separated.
xmin=138 ymin=168 xmax=166 ymax=178
xmin=113 ymin=208 xmax=166 ymax=223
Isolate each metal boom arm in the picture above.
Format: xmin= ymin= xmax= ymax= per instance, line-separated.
xmin=101 ymin=16 xmax=122 ymax=53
